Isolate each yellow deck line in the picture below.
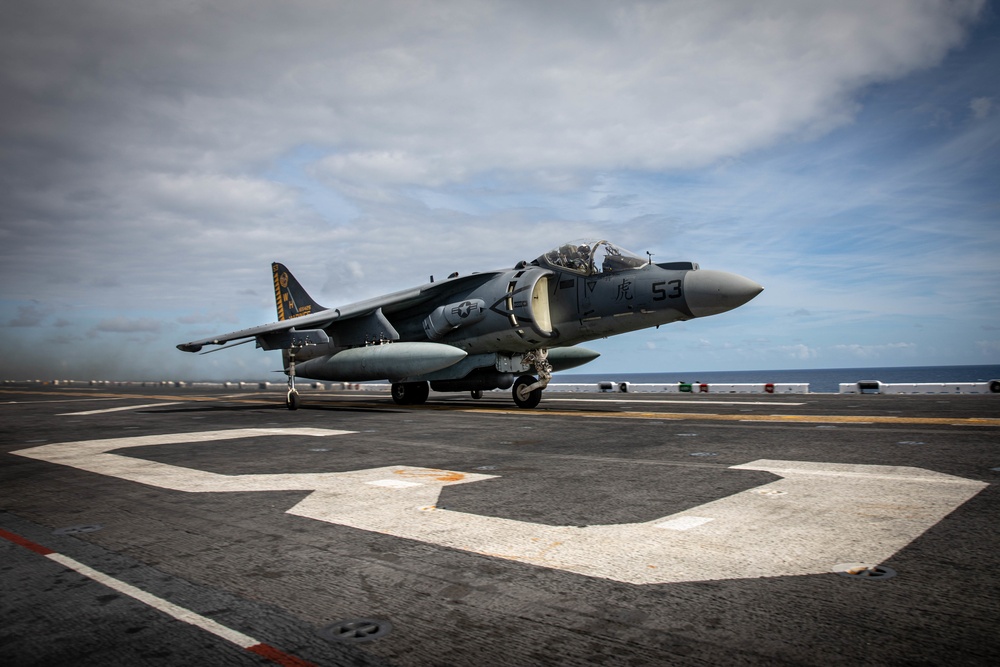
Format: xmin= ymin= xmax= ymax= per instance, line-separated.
xmin=5 ymin=389 xmax=998 ymax=426
xmin=453 ymin=407 xmax=1000 ymax=427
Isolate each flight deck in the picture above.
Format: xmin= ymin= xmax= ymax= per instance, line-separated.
xmin=2 ymin=385 xmax=998 ymax=666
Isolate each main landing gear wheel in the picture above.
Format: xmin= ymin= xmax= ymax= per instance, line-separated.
xmin=286 ymin=390 xmax=300 ymax=410
xmin=512 ymin=375 xmax=542 ymax=409
xmin=470 ymin=390 xmax=483 ymax=400
xmin=391 ymin=381 xmax=430 ymax=406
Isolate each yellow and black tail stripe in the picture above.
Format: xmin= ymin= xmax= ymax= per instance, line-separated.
xmin=272 ymin=263 xmax=289 ymax=321
xmin=272 ymin=262 xmax=322 ymax=321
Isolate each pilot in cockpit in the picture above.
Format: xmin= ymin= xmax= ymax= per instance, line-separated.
xmin=553 ymin=244 xmax=587 ymax=270
xmin=539 ymin=241 xmax=648 ymax=275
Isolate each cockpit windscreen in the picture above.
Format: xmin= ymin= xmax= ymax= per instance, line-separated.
xmin=536 ymin=240 xmax=647 ymax=276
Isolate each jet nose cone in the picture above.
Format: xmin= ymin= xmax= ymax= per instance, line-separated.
xmin=684 ymin=270 xmax=763 ymax=318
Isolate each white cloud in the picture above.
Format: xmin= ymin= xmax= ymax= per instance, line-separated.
xmin=91 ymin=317 xmax=164 ymax=334
xmin=832 ymin=342 xmax=918 ymax=359
xmin=2 ymin=1 xmax=985 ymax=193
xmin=176 ymin=311 xmax=240 ymax=326
xmin=140 ymin=173 xmax=297 ymax=222
xmin=779 ymin=344 xmax=819 ymax=360
xmin=970 ymin=96 xmax=993 ymax=119
xmin=316 ymin=151 xmax=468 ymax=189
xmin=304 ymin=0 xmax=982 ymax=183
xmin=976 ymin=340 xmax=1000 ymax=355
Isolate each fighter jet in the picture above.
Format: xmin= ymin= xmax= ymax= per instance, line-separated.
xmin=177 ymin=240 xmax=762 ymax=409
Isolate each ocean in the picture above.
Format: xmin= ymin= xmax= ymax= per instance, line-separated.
xmin=553 ymin=364 xmax=1000 ymax=394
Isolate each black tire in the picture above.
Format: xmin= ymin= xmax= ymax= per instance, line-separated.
xmin=470 ymin=390 xmax=483 ymax=400
xmin=512 ymin=375 xmax=542 ymax=409
xmin=391 ymin=381 xmax=430 ymax=405
xmin=990 ymin=380 xmax=1000 ymax=394
xmin=286 ymin=391 xmax=300 ymax=410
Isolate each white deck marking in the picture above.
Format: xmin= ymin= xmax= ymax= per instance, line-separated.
xmin=0 ymin=528 xmax=316 ymax=666
xmin=2 ymin=397 xmax=124 ymax=405
xmin=59 ymin=402 xmax=182 ymax=416
xmin=13 ymin=430 xmax=987 ymax=585
xmin=367 ymin=479 xmax=422 ymax=489
xmin=46 ymin=553 xmax=261 ymax=648
xmin=655 ymin=516 xmax=714 ymax=531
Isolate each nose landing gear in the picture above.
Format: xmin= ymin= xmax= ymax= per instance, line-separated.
xmin=512 ymin=349 xmax=552 ymax=409
xmin=512 ymin=375 xmax=542 ymax=408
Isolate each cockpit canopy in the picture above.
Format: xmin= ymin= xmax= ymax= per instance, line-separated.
xmin=534 ymin=240 xmax=648 ymax=276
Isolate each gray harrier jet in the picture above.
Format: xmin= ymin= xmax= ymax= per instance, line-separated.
xmin=178 ymin=240 xmax=762 ymax=409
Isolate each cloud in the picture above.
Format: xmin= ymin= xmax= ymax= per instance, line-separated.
xmin=316 ymin=152 xmax=467 ymax=189
xmin=832 ymin=342 xmax=918 ymax=359
xmin=779 ymin=344 xmax=818 ymax=360
xmin=591 ymin=194 xmax=639 ymax=210
xmin=976 ymin=340 xmax=1000 ymax=355
xmin=176 ymin=311 xmax=241 ymax=326
xmin=694 ymin=338 xmax=738 ymax=351
xmin=970 ymin=96 xmax=993 ymax=119
xmin=46 ymin=333 xmax=77 ymax=346
xmin=2 ymin=1 xmax=984 ymax=196
xmin=7 ymin=303 xmax=46 ymax=327
xmin=91 ymin=317 xmax=164 ymax=334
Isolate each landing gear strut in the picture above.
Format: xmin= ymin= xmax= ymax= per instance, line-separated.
xmin=512 ymin=349 xmax=552 ymax=409
xmin=286 ymin=349 xmax=300 ymax=410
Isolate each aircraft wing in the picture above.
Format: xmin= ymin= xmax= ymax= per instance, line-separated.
xmin=177 ymin=271 xmax=502 ymax=353
xmin=175 ymin=312 xmax=337 ymax=353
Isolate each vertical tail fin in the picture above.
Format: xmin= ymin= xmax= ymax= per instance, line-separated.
xmin=272 ymin=263 xmax=327 ymax=321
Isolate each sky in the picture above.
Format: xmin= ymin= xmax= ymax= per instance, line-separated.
xmin=1 ymin=0 xmax=999 ymax=381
